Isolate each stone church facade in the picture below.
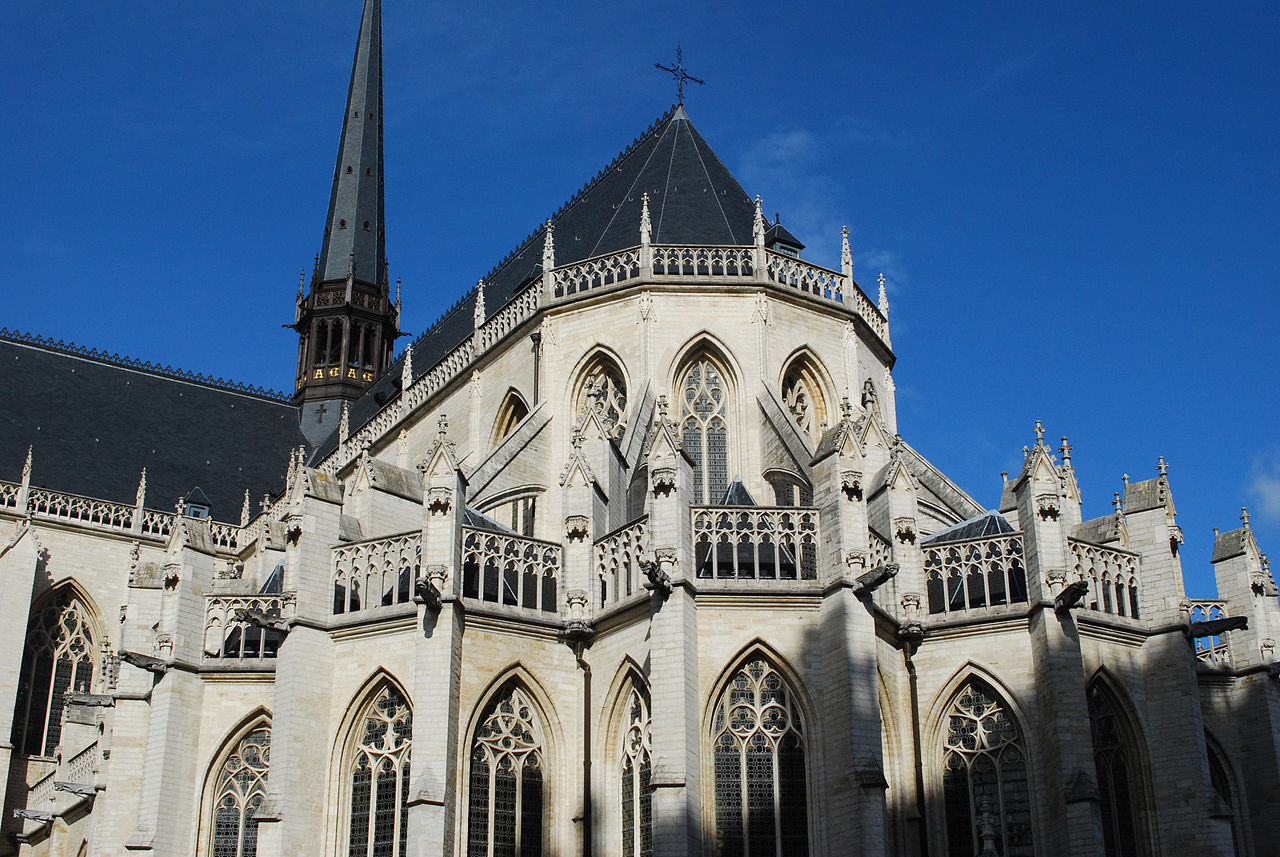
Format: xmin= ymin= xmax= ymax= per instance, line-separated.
xmin=2 ymin=3 xmax=1278 ymax=856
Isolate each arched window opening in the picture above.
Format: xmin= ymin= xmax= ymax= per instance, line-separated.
xmin=575 ymin=357 xmax=628 ymax=437
xmin=678 ymin=355 xmax=730 ymax=504
xmin=1206 ymin=739 xmax=1242 ymax=857
xmin=1088 ymin=682 xmax=1147 ymax=857
xmin=210 ymin=725 xmax=270 ymax=857
xmin=12 ymin=589 xmax=96 ymax=757
xmin=779 ymin=358 xmax=828 ymax=442
xmin=347 ymin=686 xmax=412 ymax=857
xmin=492 ymin=392 xmax=530 ymax=447
xmin=711 ymin=656 xmax=808 ymax=857
xmin=467 ymin=683 xmax=545 ymax=857
xmin=940 ymin=680 xmax=1034 ymax=857
xmin=765 ymin=471 xmax=813 ymax=508
xmin=362 ymin=326 xmax=375 ymax=369
xmin=621 ymin=686 xmax=653 ymax=857
xmin=481 ymin=493 xmax=538 ymax=538
xmin=328 ymin=320 xmax=343 ymax=366
xmin=314 ymin=322 xmax=328 ymax=366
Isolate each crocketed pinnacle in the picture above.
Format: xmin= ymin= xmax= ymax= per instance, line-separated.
xmin=316 ymin=0 xmax=385 ymax=291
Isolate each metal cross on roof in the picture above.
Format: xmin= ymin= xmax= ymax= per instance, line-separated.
xmin=655 ymin=44 xmax=704 ymax=104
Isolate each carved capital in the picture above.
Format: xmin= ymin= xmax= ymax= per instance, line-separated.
xmin=651 ymin=466 xmax=677 ymax=496
xmin=840 ymin=469 xmax=863 ymax=501
xmin=426 ymin=487 xmax=453 ymax=515
xmin=893 ymin=517 xmax=916 ymax=545
xmin=565 ymin=515 xmax=590 ymax=542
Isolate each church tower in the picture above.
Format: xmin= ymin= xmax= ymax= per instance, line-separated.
xmin=291 ymin=0 xmax=400 ymax=441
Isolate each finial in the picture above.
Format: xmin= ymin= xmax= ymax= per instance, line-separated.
xmin=298 ymin=270 xmax=305 ymax=300
xmin=1033 ymin=420 xmax=1045 ymax=446
xmin=474 ymin=280 xmax=486 ymax=329
xmin=1262 ymin=553 xmax=1270 ymax=574
xmin=401 ymin=346 xmax=413 ymax=389
xmin=1213 ymin=526 xmax=1219 ymax=537
xmin=21 ymin=445 xmax=33 ymax=483
xmin=543 ymin=220 xmax=556 ymax=270
xmin=1113 ymin=492 xmax=1123 ymax=514
xmin=437 ymin=414 xmax=449 ymax=436
xmin=1001 ymin=471 xmax=1009 ymax=482
xmin=1059 ymin=436 xmax=1072 ymax=464
xmin=135 ymin=468 xmax=147 ymax=507
xmin=656 ymin=395 xmax=669 ymax=421
xmin=1157 ymin=456 xmax=1168 ymax=477
xmin=339 ymin=402 xmax=350 ymax=444
xmin=877 ymin=273 xmax=889 ymax=317
xmin=1122 ymin=473 xmax=1130 ymax=488
xmin=312 ymin=252 xmax=320 ymax=280
xmin=840 ymin=395 xmax=852 ymax=421
xmin=1022 ymin=445 xmax=1030 ymax=457
xmin=840 ymin=226 xmax=852 ymax=276
xmin=1241 ymin=507 xmax=1252 ymax=530
xmin=639 ymin=194 xmax=652 ymax=245
xmin=395 ymin=277 xmax=402 ymax=310
xmin=347 ymin=250 xmax=355 ymax=279
xmin=240 ymin=490 xmax=251 ymax=526
xmin=654 ymin=44 xmax=704 ymax=104
xmin=753 ymin=196 xmax=766 ymax=246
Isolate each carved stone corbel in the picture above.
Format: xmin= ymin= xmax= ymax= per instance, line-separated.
xmin=840 ymin=470 xmax=863 ymax=501
xmin=565 ymin=515 xmax=590 ymax=542
xmin=426 ymin=487 xmax=453 ymax=515
xmin=843 ymin=549 xmax=868 ymax=573
xmin=893 ymin=517 xmax=916 ymax=545
xmin=651 ymin=466 xmax=677 ymax=496
xmin=1035 ymin=493 xmax=1060 ymax=520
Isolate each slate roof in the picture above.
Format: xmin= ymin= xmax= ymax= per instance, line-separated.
xmin=921 ymin=511 xmax=1015 ymax=545
xmin=1123 ymin=476 xmax=1169 ymax=514
xmin=316 ymin=105 xmax=759 ymax=461
xmin=0 ymin=335 xmax=307 ymax=522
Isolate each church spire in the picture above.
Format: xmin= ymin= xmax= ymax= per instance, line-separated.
xmin=316 ymin=0 xmax=384 ymax=292
xmin=291 ymin=0 xmax=400 ymax=441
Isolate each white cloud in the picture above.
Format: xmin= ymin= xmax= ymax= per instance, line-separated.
xmin=1249 ymin=450 xmax=1280 ymax=522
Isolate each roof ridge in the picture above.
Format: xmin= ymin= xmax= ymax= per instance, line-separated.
xmin=0 ymin=328 xmax=292 ymax=402
xmin=400 ymin=104 xmax=680 ymax=360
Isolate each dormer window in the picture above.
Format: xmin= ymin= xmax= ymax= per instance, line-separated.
xmin=764 ymin=215 xmax=805 ymax=259
xmin=183 ymin=487 xmax=212 ymax=519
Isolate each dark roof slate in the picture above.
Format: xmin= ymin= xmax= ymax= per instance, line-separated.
xmin=316 ymin=105 xmax=759 ymax=461
xmin=921 ymin=511 xmax=1015 ymax=545
xmin=0 ymin=337 xmax=307 ymax=521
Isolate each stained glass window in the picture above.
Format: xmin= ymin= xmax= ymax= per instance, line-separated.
xmin=576 ymin=358 xmax=628 ymax=437
xmin=679 ymin=357 xmax=730 ymax=504
xmin=210 ymin=725 xmax=270 ymax=857
xmin=711 ymin=657 xmax=808 ymax=857
xmin=12 ymin=589 xmax=96 ymax=757
xmin=621 ymin=687 xmax=653 ymax=857
xmin=941 ymin=680 xmax=1034 ymax=856
xmin=468 ymin=684 xmax=545 ymax=857
xmin=348 ymin=686 xmax=412 ymax=857
xmin=1089 ymin=683 xmax=1146 ymax=857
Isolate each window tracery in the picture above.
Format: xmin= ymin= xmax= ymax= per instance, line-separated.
xmin=940 ymin=680 xmax=1033 ymax=857
xmin=621 ymin=686 xmax=653 ymax=857
xmin=575 ymin=358 xmax=627 ymax=437
xmin=1089 ymin=683 xmax=1147 ymax=857
xmin=678 ymin=356 xmax=730 ymax=504
xmin=348 ymin=686 xmax=412 ymax=857
xmin=468 ymin=684 xmax=545 ymax=857
xmin=779 ymin=359 xmax=827 ymax=442
xmin=12 ymin=589 xmax=96 ymax=757
xmin=711 ymin=657 xmax=808 ymax=857
xmin=210 ymin=725 xmax=270 ymax=857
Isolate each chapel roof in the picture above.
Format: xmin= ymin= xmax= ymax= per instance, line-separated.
xmin=921 ymin=511 xmax=1015 ymax=545
xmin=315 ymin=105 xmax=759 ymax=461
xmin=0 ymin=332 xmax=307 ymax=521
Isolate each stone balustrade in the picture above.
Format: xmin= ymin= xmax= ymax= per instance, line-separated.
xmin=203 ymin=593 xmax=297 ymax=659
xmin=331 ymin=531 xmax=421 ymax=615
xmin=1069 ymin=539 xmax=1142 ymax=619
xmin=595 ymin=516 xmax=648 ymax=606
xmin=924 ymin=533 xmax=1029 ymax=615
xmin=692 ymin=506 xmax=820 ymax=581
xmin=1189 ymin=599 xmax=1232 ymax=666
xmin=461 ymin=526 xmax=561 ymax=613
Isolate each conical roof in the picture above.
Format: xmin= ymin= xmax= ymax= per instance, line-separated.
xmin=314 ymin=106 xmax=759 ymax=460
xmin=315 ymin=0 xmax=385 ymax=290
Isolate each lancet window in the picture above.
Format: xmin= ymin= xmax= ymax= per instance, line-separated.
xmin=678 ymin=356 xmax=730 ymax=504
xmin=621 ymin=686 xmax=653 ymax=857
xmin=575 ymin=357 xmax=628 ymax=437
xmin=1088 ymin=682 xmax=1147 ymax=857
xmin=467 ymin=684 xmax=545 ymax=857
xmin=779 ymin=357 xmax=828 ymax=442
xmin=940 ymin=680 xmax=1033 ymax=857
xmin=347 ymin=686 xmax=412 ymax=857
xmin=711 ymin=656 xmax=809 ymax=857
xmin=1206 ymin=739 xmax=1242 ymax=857
xmin=12 ymin=589 xmax=96 ymax=757
xmin=493 ymin=392 xmax=530 ymax=447
xmin=210 ymin=725 xmax=270 ymax=857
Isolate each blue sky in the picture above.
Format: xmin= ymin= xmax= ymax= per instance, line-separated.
xmin=3 ymin=1 xmax=1277 ymax=597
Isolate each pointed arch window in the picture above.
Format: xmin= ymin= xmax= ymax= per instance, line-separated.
xmin=679 ymin=356 xmax=730 ymax=504
xmin=940 ymin=680 xmax=1034 ymax=857
xmin=575 ymin=356 xmax=628 ymax=437
xmin=347 ymin=686 xmax=412 ymax=857
xmin=467 ymin=683 xmax=545 ymax=857
xmin=621 ymin=686 xmax=653 ymax=857
xmin=12 ymin=589 xmax=96 ymax=757
xmin=492 ymin=391 xmax=530 ymax=447
xmin=1205 ymin=738 xmax=1242 ymax=857
xmin=780 ymin=357 xmax=828 ymax=442
xmin=210 ymin=725 xmax=270 ymax=857
xmin=1089 ymin=683 xmax=1148 ymax=857
xmin=711 ymin=656 xmax=809 ymax=857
